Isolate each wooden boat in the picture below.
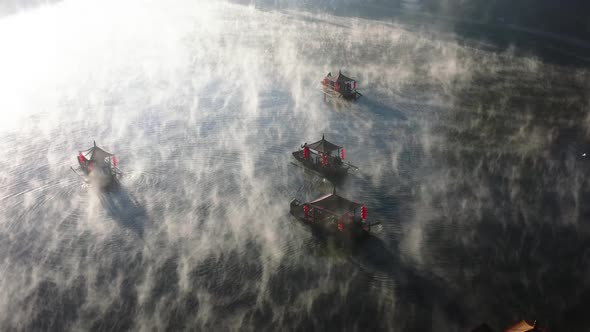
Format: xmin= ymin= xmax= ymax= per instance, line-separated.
xmin=504 ymin=320 xmax=544 ymax=332
xmin=470 ymin=319 xmax=545 ymax=332
xmin=292 ymin=135 xmax=357 ymax=181
xmin=71 ymin=141 xmax=121 ymax=188
xmin=290 ymin=187 xmax=378 ymax=238
xmin=321 ymin=70 xmax=362 ymax=100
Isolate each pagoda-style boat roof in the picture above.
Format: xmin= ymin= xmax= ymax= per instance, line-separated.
xmin=72 ymin=141 xmax=121 ymax=188
xmin=325 ymin=70 xmax=355 ymax=83
xmin=504 ymin=320 xmax=542 ymax=332
xmin=309 ymin=189 xmax=362 ymax=216
xmin=79 ymin=141 xmax=114 ymax=165
xmin=306 ymin=135 xmax=342 ymax=153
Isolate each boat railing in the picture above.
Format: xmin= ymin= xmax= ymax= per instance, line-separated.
xmin=300 ymin=149 xmax=343 ymax=167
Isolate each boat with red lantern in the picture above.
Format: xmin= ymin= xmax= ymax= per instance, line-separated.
xmin=292 ymin=135 xmax=357 ymax=181
xmin=290 ymin=187 xmax=378 ymax=238
xmin=321 ymin=70 xmax=362 ymax=100
xmin=71 ymin=141 xmax=121 ymax=188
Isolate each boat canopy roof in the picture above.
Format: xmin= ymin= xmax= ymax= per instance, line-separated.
xmin=80 ymin=142 xmax=114 ymax=164
xmin=504 ymin=320 xmax=540 ymax=332
xmin=306 ymin=135 xmax=342 ymax=153
xmin=325 ymin=70 xmax=355 ymax=83
xmin=309 ymin=191 xmax=362 ymax=216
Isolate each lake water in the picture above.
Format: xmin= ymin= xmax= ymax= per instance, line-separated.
xmin=0 ymin=1 xmax=589 ymax=331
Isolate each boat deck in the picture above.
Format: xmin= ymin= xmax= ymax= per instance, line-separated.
xmin=320 ymin=86 xmax=362 ymax=100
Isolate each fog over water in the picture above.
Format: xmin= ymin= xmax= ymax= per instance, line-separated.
xmin=0 ymin=1 xmax=589 ymax=331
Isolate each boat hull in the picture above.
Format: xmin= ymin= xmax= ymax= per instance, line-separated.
xmin=292 ymin=151 xmax=349 ymax=180
xmin=289 ymin=199 xmax=370 ymax=239
xmin=72 ymin=165 xmax=121 ymax=190
xmin=320 ymin=86 xmax=362 ymax=100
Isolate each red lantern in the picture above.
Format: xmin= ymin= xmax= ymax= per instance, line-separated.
xmin=340 ymin=148 xmax=344 ymax=160
xmin=303 ymin=205 xmax=309 ymax=219
xmin=338 ymin=222 xmax=343 ymax=232
xmin=112 ymin=155 xmax=117 ymax=167
xmin=303 ymin=146 xmax=309 ymax=159
xmin=321 ymin=153 xmax=327 ymax=166
xmin=361 ymin=206 xmax=366 ymax=220
xmin=78 ymin=153 xmax=84 ymax=164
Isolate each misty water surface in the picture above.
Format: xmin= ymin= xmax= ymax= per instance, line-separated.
xmin=0 ymin=1 xmax=589 ymax=331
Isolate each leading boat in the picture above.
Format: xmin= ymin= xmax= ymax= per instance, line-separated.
xmin=290 ymin=188 xmax=379 ymax=239
xmin=71 ymin=141 xmax=121 ymax=188
xmin=292 ymin=134 xmax=358 ymax=181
